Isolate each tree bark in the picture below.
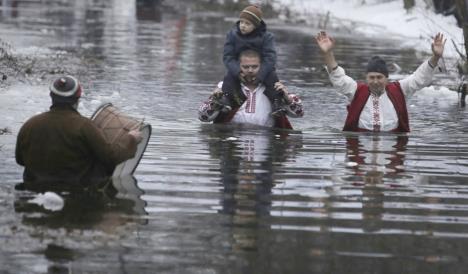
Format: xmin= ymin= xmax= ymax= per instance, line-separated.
xmin=456 ymin=0 xmax=468 ymax=73
xmin=403 ymin=0 xmax=415 ymax=10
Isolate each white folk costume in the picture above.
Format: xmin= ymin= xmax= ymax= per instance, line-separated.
xmin=199 ymin=82 xmax=303 ymax=129
xmin=329 ymin=60 xmax=438 ymax=132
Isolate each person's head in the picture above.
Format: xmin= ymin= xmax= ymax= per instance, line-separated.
xmin=366 ymin=56 xmax=389 ymax=94
xmin=239 ymin=49 xmax=261 ymax=83
xmin=239 ymin=5 xmax=263 ymax=35
xmin=49 ymin=75 xmax=82 ymax=108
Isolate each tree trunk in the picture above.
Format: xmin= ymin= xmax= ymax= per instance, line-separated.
xmin=403 ymin=0 xmax=415 ymax=10
xmin=456 ymin=0 xmax=468 ymax=73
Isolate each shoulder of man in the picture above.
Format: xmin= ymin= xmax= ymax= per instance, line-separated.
xmin=386 ymin=81 xmax=402 ymax=88
xmin=20 ymin=111 xmax=55 ymax=129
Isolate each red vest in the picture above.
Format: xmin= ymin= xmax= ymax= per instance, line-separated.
xmin=343 ymin=82 xmax=410 ymax=132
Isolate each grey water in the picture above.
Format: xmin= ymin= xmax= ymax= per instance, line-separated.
xmin=1 ymin=0 xmax=468 ymax=273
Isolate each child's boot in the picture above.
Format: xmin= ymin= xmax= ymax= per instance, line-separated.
xmin=271 ymin=98 xmax=286 ymax=117
xmin=215 ymin=93 xmax=233 ymax=113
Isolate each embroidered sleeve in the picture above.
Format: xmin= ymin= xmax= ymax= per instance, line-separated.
xmin=328 ymin=66 xmax=358 ymax=101
xmin=198 ymin=94 xmax=222 ymax=122
xmin=398 ymin=59 xmax=436 ymax=99
xmin=284 ymin=93 xmax=304 ymax=118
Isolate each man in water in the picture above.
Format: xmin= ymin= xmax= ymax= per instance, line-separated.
xmin=315 ymin=31 xmax=446 ymax=132
xmin=198 ymin=49 xmax=303 ymax=129
xmin=15 ymin=75 xmax=142 ymax=188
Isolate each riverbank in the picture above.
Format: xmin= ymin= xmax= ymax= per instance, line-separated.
xmin=274 ymin=0 xmax=462 ymax=60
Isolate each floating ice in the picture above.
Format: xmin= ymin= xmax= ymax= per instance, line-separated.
xmin=28 ymin=191 xmax=65 ymax=211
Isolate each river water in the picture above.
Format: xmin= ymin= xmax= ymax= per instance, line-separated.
xmin=1 ymin=0 xmax=468 ymax=273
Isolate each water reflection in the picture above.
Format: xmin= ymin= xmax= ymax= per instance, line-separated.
xmin=345 ymin=134 xmax=408 ymax=177
xmin=14 ymin=175 xmax=146 ymax=230
xmin=10 ymin=176 xmax=145 ymax=272
xmin=136 ymin=0 xmax=162 ymax=22
xmin=343 ymin=134 xmax=408 ymax=232
xmin=201 ymin=124 xmax=303 ymax=251
xmin=2 ymin=0 xmax=468 ymax=273
xmin=0 ymin=0 xmax=18 ymax=18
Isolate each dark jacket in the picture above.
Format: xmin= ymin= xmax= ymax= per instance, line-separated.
xmin=15 ymin=105 xmax=138 ymax=186
xmin=223 ymin=21 xmax=276 ymax=83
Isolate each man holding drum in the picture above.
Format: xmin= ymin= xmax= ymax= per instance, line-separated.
xmin=15 ymin=76 xmax=143 ymax=188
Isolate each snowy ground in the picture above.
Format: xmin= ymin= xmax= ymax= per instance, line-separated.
xmin=273 ymin=0 xmax=463 ymax=59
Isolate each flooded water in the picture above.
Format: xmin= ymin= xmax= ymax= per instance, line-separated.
xmin=1 ymin=0 xmax=468 ymax=273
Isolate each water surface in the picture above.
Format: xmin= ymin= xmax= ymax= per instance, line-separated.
xmin=1 ymin=1 xmax=468 ymax=273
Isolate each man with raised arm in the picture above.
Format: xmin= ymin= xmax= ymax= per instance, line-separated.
xmin=315 ymin=31 xmax=445 ymax=132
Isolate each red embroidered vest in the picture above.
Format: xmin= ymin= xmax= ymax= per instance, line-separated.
xmin=343 ymin=82 xmax=410 ymax=132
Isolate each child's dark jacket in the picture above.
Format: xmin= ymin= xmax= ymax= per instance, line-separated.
xmin=223 ymin=21 xmax=276 ymax=83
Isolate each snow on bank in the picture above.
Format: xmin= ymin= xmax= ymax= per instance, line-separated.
xmin=274 ymin=0 xmax=463 ymax=58
xmin=0 ymin=83 xmax=50 ymax=131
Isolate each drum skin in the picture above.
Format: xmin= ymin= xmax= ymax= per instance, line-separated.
xmin=91 ymin=103 xmax=151 ymax=177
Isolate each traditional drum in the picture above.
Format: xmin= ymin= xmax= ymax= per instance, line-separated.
xmin=90 ymin=103 xmax=151 ymax=177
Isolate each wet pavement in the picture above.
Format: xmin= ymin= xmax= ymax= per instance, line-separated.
xmin=1 ymin=0 xmax=468 ymax=273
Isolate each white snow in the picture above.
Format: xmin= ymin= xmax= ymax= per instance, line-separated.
xmin=274 ymin=0 xmax=463 ymax=58
xmin=0 ymin=83 xmax=50 ymax=132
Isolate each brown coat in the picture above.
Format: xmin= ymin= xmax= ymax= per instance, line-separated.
xmin=15 ymin=105 xmax=138 ymax=186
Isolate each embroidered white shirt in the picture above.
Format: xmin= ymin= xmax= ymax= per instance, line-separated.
xmin=231 ymin=83 xmax=275 ymax=127
xmin=328 ymin=60 xmax=437 ymax=131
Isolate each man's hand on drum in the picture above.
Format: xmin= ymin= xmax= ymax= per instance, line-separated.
xmin=129 ymin=129 xmax=143 ymax=144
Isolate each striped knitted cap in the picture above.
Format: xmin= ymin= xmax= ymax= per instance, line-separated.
xmin=240 ymin=5 xmax=263 ymax=26
xmin=49 ymin=75 xmax=82 ymax=104
xmin=49 ymin=76 xmax=82 ymax=98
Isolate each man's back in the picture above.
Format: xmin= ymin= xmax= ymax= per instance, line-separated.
xmin=16 ymin=106 xmax=115 ymax=184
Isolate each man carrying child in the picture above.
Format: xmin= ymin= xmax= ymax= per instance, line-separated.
xmin=220 ymin=5 xmax=286 ymax=116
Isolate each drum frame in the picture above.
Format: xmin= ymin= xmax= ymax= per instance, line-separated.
xmin=91 ymin=103 xmax=151 ymax=177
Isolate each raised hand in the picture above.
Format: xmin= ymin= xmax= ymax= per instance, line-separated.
xmin=431 ymin=32 xmax=446 ymax=58
xmin=316 ymin=31 xmax=338 ymax=71
xmin=315 ymin=31 xmax=335 ymax=54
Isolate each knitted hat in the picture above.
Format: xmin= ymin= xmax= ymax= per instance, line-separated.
xmin=366 ymin=56 xmax=389 ymax=77
xmin=49 ymin=75 xmax=82 ymax=104
xmin=239 ymin=5 xmax=263 ymax=27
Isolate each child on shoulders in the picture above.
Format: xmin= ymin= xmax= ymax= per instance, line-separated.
xmin=220 ymin=5 xmax=286 ymax=117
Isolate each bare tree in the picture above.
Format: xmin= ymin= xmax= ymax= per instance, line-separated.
xmin=456 ymin=0 xmax=468 ymax=68
xmin=404 ymin=0 xmax=415 ymax=10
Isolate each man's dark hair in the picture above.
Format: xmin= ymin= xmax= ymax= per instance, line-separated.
xmin=239 ymin=49 xmax=261 ymax=60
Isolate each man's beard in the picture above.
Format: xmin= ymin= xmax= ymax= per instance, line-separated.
xmin=244 ymin=75 xmax=256 ymax=84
